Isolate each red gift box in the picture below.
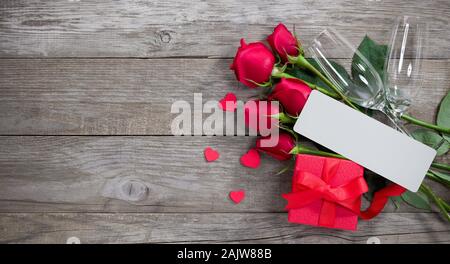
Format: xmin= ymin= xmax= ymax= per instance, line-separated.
xmin=282 ymin=154 xmax=368 ymax=231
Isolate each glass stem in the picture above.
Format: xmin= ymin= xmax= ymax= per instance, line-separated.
xmin=382 ymin=105 xmax=411 ymax=136
xmin=401 ymin=114 xmax=450 ymax=134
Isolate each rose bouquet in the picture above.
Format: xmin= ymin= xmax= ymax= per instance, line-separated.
xmin=230 ymin=23 xmax=450 ymax=227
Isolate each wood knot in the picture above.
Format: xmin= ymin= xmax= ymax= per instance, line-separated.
xmin=119 ymin=179 xmax=149 ymax=202
xmin=159 ymin=31 xmax=173 ymax=44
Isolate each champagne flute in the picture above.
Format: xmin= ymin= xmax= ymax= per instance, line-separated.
xmin=385 ymin=16 xmax=426 ymax=115
xmin=383 ymin=16 xmax=449 ymax=135
xmin=307 ymin=28 xmax=409 ymax=133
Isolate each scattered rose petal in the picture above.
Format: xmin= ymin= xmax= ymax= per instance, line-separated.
xmin=229 ymin=190 xmax=245 ymax=204
xmin=240 ymin=148 xmax=260 ymax=169
xmin=219 ymin=92 xmax=237 ymax=112
xmin=204 ymin=147 xmax=220 ymax=162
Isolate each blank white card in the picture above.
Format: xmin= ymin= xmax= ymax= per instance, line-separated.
xmin=294 ymin=90 xmax=436 ymax=192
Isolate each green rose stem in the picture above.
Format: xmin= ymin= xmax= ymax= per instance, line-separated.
xmin=270 ymin=70 xmax=339 ymax=99
xmin=431 ymin=162 xmax=450 ymax=172
xmin=289 ymin=145 xmax=345 ymax=159
xmin=419 ymin=184 xmax=450 ymax=222
xmin=289 ymin=55 xmax=360 ymax=111
xmin=291 ymin=145 xmax=449 ymax=185
xmin=401 ymin=114 xmax=450 ymax=134
xmin=426 ymin=171 xmax=450 ymax=188
xmin=440 ymin=198 xmax=450 ymax=211
xmin=273 ymin=112 xmax=296 ymax=125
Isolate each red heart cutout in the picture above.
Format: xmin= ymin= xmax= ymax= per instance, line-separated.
xmin=204 ymin=147 xmax=220 ymax=162
xmin=229 ymin=190 xmax=245 ymax=204
xmin=219 ymin=92 xmax=237 ymax=112
xmin=240 ymin=148 xmax=260 ymax=169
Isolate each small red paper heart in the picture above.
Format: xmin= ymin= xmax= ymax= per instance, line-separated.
xmin=204 ymin=147 xmax=220 ymax=162
xmin=219 ymin=92 xmax=237 ymax=112
xmin=229 ymin=190 xmax=245 ymax=204
xmin=240 ymin=148 xmax=260 ymax=169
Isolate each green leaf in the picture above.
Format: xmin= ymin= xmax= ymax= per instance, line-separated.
xmin=287 ymin=64 xmax=317 ymax=85
xmin=352 ymin=36 xmax=388 ymax=83
xmin=401 ymin=190 xmax=432 ymax=210
xmin=412 ymin=129 xmax=449 ymax=156
xmin=287 ymin=59 xmax=328 ymax=90
xmin=437 ymin=90 xmax=450 ymax=142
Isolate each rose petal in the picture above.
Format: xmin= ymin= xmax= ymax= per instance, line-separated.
xmin=240 ymin=148 xmax=260 ymax=169
xmin=229 ymin=190 xmax=245 ymax=204
xmin=219 ymin=92 xmax=237 ymax=112
xmin=204 ymin=147 xmax=220 ymax=162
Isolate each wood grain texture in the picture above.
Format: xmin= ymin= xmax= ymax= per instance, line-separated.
xmin=0 ymin=58 xmax=448 ymax=135
xmin=1 ymin=0 xmax=449 ymax=244
xmin=0 ymin=136 xmax=447 ymax=213
xmin=0 ymin=136 xmax=310 ymax=212
xmin=0 ymin=212 xmax=449 ymax=243
xmin=0 ymin=0 xmax=449 ymax=58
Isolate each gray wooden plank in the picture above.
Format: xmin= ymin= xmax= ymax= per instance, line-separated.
xmin=0 ymin=136 xmax=447 ymax=213
xmin=0 ymin=212 xmax=448 ymax=243
xmin=0 ymin=58 xmax=448 ymax=135
xmin=0 ymin=0 xmax=449 ymax=58
xmin=0 ymin=58 xmax=239 ymax=135
xmin=0 ymin=136 xmax=303 ymax=212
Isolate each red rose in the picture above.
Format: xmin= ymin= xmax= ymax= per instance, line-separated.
xmin=230 ymin=39 xmax=275 ymax=88
xmin=269 ymin=78 xmax=312 ymax=116
xmin=256 ymin=132 xmax=295 ymax=161
xmin=244 ymin=100 xmax=279 ymax=133
xmin=267 ymin=23 xmax=299 ymax=62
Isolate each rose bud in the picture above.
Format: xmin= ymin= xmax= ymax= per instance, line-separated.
xmin=267 ymin=23 xmax=300 ymax=62
xmin=230 ymin=39 xmax=275 ymax=88
xmin=244 ymin=100 xmax=279 ymax=133
xmin=256 ymin=132 xmax=296 ymax=161
xmin=269 ymin=78 xmax=312 ymax=116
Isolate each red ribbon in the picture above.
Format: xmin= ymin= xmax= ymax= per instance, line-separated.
xmin=282 ymin=158 xmax=406 ymax=226
xmin=359 ymin=184 xmax=406 ymax=220
xmin=282 ymin=159 xmax=368 ymax=227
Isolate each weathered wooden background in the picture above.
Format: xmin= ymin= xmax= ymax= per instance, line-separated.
xmin=0 ymin=0 xmax=449 ymax=243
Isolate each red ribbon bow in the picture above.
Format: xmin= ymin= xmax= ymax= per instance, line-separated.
xmin=282 ymin=159 xmax=368 ymax=227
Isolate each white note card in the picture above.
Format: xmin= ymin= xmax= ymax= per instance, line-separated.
xmin=294 ymin=90 xmax=436 ymax=192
